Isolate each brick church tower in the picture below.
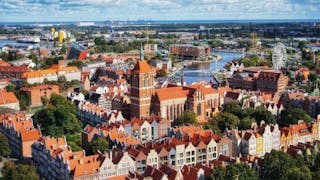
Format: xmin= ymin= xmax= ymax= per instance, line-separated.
xmin=130 ymin=46 xmax=155 ymax=118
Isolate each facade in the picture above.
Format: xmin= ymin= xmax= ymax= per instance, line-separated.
xmin=0 ymin=65 xmax=30 ymax=79
xmin=99 ymin=148 xmax=136 ymax=179
xmin=283 ymin=91 xmax=320 ymax=118
xmin=130 ymin=60 xmax=155 ymax=118
xmin=21 ymin=84 xmax=59 ymax=107
xmin=77 ymin=101 xmax=124 ymax=126
xmin=0 ymin=89 xmax=20 ymax=111
xmin=32 ymin=137 xmax=103 ymax=180
xmin=256 ymin=71 xmax=289 ymax=92
xmin=169 ymin=44 xmax=211 ymax=59
xmin=152 ymin=84 xmax=220 ymax=122
xmin=130 ymin=60 xmax=220 ymax=122
xmin=0 ymin=113 xmax=40 ymax=158
xmin=22 ymin=64 xmax=81 ymax=84
xmin=228 ymin=69 xmax=289 ymax=93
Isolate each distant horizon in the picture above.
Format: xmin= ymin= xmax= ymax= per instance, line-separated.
xmin=1 ymin=0 xmax=319 ymax=22
xmin=0 ymin=19 xmax=319 ymax=25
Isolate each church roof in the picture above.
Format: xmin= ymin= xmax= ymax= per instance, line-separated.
xmin=132 ymin=61 xmax=154 ymax=74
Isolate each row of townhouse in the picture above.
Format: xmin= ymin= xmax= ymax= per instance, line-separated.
xmin=0 ymin=113 xmax=41 ymax=158
xmin=82 ymin=124 xmax=141 ymax=151
xmin=31 ymin=136 xmax=137 ymax=180
xmin=82 ymin=116 xmax=171 ymax=149
xmin=126 ymin=163 xmax=211 ymax=180
xmin=77 ymin=101 xmax=124 ymax=126
xmin=124 ymin=130 xmax=232 ymax=174
xmin=227 ymin=115 xmax=320 ymax=157
xmin=228 ymin=122 xmax=281 ymax=157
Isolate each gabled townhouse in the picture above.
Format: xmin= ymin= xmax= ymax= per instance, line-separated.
xmin=143 ymin=166 xmax=169 ymax=180
xmin=156 ymin=146 xmax=169 ymax=166
xmin=290 ymin=121 xmax=313 ymax=145
xmin=271 ymin=124 xmax=281 ymax=150
xmin=0 ymin=113 xmax=40 ymax=158
xmin=98 ymin=148 xmax=136 ymax=179
xmin=254 ymin=132 xmax=264 ymax=157
xmin=187 ymin=134 xmax=218 ymax=164
xmin=126 ymin=146 xmax=148 ymax=174
xmin=77 ymin=101 xmax=124 ymax=126
xmin=84 ymin=120 xmax=162 ymax=151
xmin=214 ymin=134 xmax=233 ymax=157
xmin=160 ymin=164 xmax=183 ymax=180
xmin=280 ymin=127 xmax=293 ymax=151
xmin=32 ymin=136 xmax=103 ymax=180
xmin=241 ymin=132 xmax=256 ymax=156
xmin=227 ymin=129 xmax=242 ymax=157
xmin=181 ymin=165 xmax=206 ymax=180
xmin=184 ymin=142 xmax=197 ymax=166
xmin=257 ymin=123 xmax=272 ymax=154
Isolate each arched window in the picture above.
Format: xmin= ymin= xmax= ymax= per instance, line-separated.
xmin=197 ymin=103 xmax=201 ymax=115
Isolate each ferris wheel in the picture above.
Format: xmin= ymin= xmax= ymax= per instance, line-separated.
xmin=272 ymin=42 xmax=288 ymax=71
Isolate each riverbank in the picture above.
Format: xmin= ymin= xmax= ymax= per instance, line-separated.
xmin=184 ymin=55 xmax=223 ymax=66
xmin=181 ymin=51 xmax=243 ymax=84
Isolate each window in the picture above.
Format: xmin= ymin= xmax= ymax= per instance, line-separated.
xmin=197 ymin=103 xmax=201 ymax=115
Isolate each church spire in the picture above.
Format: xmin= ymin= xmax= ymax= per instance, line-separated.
xmin=140 ymin=43 xmax=144 ymax=61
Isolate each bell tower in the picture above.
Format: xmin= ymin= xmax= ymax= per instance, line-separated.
xmin=130 ymin=49 xmax=154 ymax=118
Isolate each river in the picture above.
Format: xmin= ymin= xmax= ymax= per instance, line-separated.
xmin=0 ymin=39 xmax=55 ymax=49
xmin=182 ymin=52 xmax=243 ymax=84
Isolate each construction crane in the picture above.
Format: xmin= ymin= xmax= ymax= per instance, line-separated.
xmin=251 ymin=32 xmax=257 ymax=54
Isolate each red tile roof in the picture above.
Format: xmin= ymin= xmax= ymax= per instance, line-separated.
xmin=131 ymin=60 xmax=154 ymax=73
xmin=0 ymin=90 xmax=18 ymax=105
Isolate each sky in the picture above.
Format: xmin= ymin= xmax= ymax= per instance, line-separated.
xmin=0 ymin=0 xmax=319 ymax=22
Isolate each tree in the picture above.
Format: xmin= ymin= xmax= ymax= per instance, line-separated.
xmin=32 ymin=94 xmax=81 ymax=137
xmin=0 ymin=133 xmax=11 ymax=157
xmin=156 ymin=69 xmax=167 ymax=77
xmin=210 ymin=164 xmax=258 ymax=180
xmin=210 ymin=165 xmax=226 ymax=180
xmin=287 ymin=166 xmax=312 ymax=180
xmin=223 ymin=102 xmax=247 ymax=120
xmin=279 ymin=108 xmax=312 ymax=126
xmin=211 ymin=112 xmax=240 ymax=132
xmin=249 ymin=106 xmax=276 ymax=124
xmin=226 ymin=163 xmax=258 ymax=180
xmin=58 ymin=75 xmax=67 ymax=83
xmin=239 ymin=116 xmax=255 ymax=130
xmin=260 ymin=150 xmax=311 ymax=180
xmin=308 ymin=73 xmax=318 ymax=83
xmin=60 ymin=45 xmax=67 ymax=55
xmin=176 ymin=110 xmax=197 ymax=125
xmin=1 ymin=161 xmax=39 ymax=180
xmin=89 ymin=137 xmax=110 ymax=154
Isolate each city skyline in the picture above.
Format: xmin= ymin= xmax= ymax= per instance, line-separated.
xmin=0 ymin=0 xmax=319 ymax=22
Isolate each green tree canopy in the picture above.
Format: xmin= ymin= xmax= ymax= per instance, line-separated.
xmin=89 ymin=137 xmax=110 ymax=155
xmin=260 ymin=150 xmax=311 ymax=180
xmin=1 ymin=161 xmax=39 ymax=180
xmin=210 ymin=112 xmax=240 ymax=132
xmin=279 ymin=108 xmax=312 ymax=126
xmin=32 ymin=94 xmax=81 ymax=137
xmin=210 ymin=165 xmax=226 ymax=180
xmin=176 ymin=110 xmax=197 ymax=125
xmin=0 ymin=133 xmax=11 ymax=157
xmin=210 ymin=164 xmax=258 ymax=180
xmin=226 ymin=163 xmax=259 ymax=180
xmin=249 ymin=106 xmax=275 ymax=124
